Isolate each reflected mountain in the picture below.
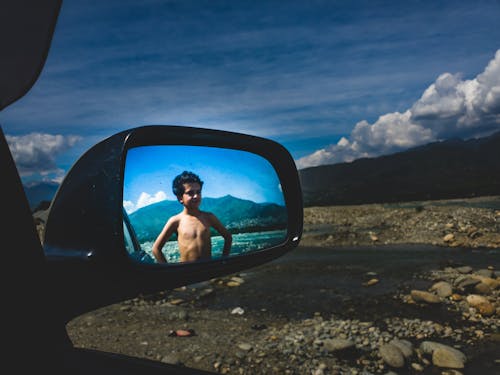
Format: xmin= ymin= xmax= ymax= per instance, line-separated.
xmin=128 ymin=195 xmax=287 ymax=243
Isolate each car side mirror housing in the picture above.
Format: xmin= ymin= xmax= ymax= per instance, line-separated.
xmin=43 ymin=125 xmax=302 ymax=307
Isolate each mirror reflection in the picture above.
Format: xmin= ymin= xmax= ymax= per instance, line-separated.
xmin=123 ymin=146 xmax=287 ymax=264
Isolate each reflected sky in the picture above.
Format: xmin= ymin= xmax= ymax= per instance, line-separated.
xmin=123 ymin=145 xmax=284 ymax=213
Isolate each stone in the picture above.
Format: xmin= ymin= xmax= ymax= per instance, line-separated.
xmin=432 ymin=347 xmax=465 ymax=369
xmin=474 ymin=282 xmax=492 ymax=295
xmin=411 ymin=290 xmax=441 ymax=304
xmin=363 ymin=278 xmax=379 ymax=287
xmin=323 ymin=338 xmax=355 ymax=352
xmin=430 ymin=281 xmax=453 ymax=298
xmin=161 ymin=354 xmax=182 ymax=365
xmin=443 ymin=234 xmax=455 ymax=242
xmin=466 ymin=294 xmax=489 ymax=307
xmin=237 ymin=343 xmax=252 ymax=351
xmin=168 ymin=298 xmax=184 ymax=305
xmin=456 ymin=266 xmax=473 ymax=274
xmin=419 ymin=341 xmax=466 ymax=367
xmin=477 ymin=302 xmax=496 ymax=316
xmin=471 ymin=275 xmax=499 ymax=289
xmin=389 ymin=339 xmax=414 ymax=358
xmin=379 ymin=343 xmax=405 ymax=368
xmin=456 ymin=277 xmax=481 ymax=290
xmin=231 ymin=307 xmax=245 ymax=315
xmin=475 ymin=269 xmax=494 ymax=278
xmin=230 ymin=276 xmax=245 ymax=284
xmin=411 ymin=362 xmax=424 ymax=371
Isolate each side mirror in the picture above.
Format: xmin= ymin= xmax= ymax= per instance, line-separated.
xmin=43 ymin=125 xmax=302 ymax=313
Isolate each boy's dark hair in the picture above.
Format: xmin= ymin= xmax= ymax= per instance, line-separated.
xmin=172 ymin=171 xmax=204 ymax=198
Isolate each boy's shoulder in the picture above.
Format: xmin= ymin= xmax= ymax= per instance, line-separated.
xmin=168 ymin=212 xmax=183 ymax=222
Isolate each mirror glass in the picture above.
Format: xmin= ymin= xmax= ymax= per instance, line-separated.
xmin=123 ymin=145 xmax=287 ymax=264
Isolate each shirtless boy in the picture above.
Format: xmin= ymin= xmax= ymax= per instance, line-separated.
xmin=152 ymin=171 xmax=232 ymax=263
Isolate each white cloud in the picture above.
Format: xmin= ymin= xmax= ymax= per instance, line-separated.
xmin=6 ymin=133 xmax=81 ymax=176
xmin=124 ymin=191 xmax=167 ymax=214
xmin=296 ymin=50 xmax=500 ymax=169
xmin=123 ymin=200 xmax=135 ymax=214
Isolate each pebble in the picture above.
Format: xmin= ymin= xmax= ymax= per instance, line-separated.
xmin=379 ymin=343 xmax=405 ymax=368
xmin=419 ymin=341 xmax=466 ymax=367
xmin=363 ymin=278 xmax=379 ymax=287
xmin=432 ymin=347 xmax=465 ymax=369
xmin=231 ymin=307 xmax=245 ymax=315
xmin=411 ymin=290 xmax=441 ymax=304
xmin=474 ymin=282 xmax=492 ymax=295
xmin=389 ymin=338 xmax=413 ymax=358
xmin=430 ymin=281 xmax=453 ymax=298
xmin=323 ymin=338 xmax=355 ymax=352
xmin=411 ymin=362 xmax=424 ymax=371
xmin=443 ymin=233 xmax=455 ymax=242
xmin=237 ymin=343 xmax=252 ymax=351
xmin=168 ymin=298 xmax=184 ymax=305
xmin=456 ymin=266 xmax=473 ymax=274
xmin=161 ymin=354 xmax=182 ymax=365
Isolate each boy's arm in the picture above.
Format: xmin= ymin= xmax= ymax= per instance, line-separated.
xmin=209 ymin=214 xmax=232 ymax=256
xmin=152 ymin=217 xmax=177 ymax=263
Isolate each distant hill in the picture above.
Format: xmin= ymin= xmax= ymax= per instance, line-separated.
xmin=299 ymin=130 xmax=500 ymax=207
xmin=128 ymin=195 xmax=287 ymax=243
xmin=23 ymin=181 xmax=59 ymax=211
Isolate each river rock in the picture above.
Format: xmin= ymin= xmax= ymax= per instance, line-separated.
xmin=411 ymin=290 xmax=441 ymax=304
xmin=389 ymin=339 xmax=414 ymax=358
xmin=237 ymin=343 xmax=252 ymax=351
xmin=474 ymin=282 xmax=492 ymax=295
xmin=475 ymin=269 xmax=494 ymax=278
xmin=456 ymin=266 xmax=473 ymax=274
xmin=443 ymin=233 xmax=455 ymax=242
xmin=471 ymin=275 xmax=499 ymax=289
xmin=430 ymin=281 xmax=453 ymax=298
xmin=466 ymin=294 xmax=489 ymax=307
xmin=161 ymin=354 xmax=182 ymax=365
xmin=379 ymin=343 xmax=405 ymax=368
xmin=419 ymin=341 xmax=466 ymax=366
xmin=323 ymin=338 xmax=355 ymax=352
xmin=432 ymin=347 xmax=465 ymax=369
xmin=363 ymin=278 xmax=379 ymax=287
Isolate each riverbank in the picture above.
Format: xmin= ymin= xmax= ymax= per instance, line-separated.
xmin=54 ymin=196 xmax=500 ymax=374
xmin=66 ymin=244 xmax=499 ymax=374
xmin=301 ymin=195 xmax=500 ymax=249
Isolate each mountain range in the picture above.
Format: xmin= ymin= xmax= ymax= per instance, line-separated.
xmin=299 ymin=130 xmax=500 ymax=207
xmin=24 ymin=131 xmax=500 ymax=211
xmin=23 ymin=181 xmax=59 ymax=211
xmin=128 ymin=195 xmax=287 ymax=243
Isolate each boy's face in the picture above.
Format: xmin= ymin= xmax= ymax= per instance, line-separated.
xmin=179 ymin=182 xmax=202 ymax=209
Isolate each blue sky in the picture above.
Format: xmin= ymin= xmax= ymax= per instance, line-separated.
xmin=123 ymin=145 xmax=285 ymax=213
xmin=1 ymin=0 xmax=499 ymax=184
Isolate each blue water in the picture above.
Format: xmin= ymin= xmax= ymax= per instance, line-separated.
xmin=138 ymin=230 xmax=287 ymax=263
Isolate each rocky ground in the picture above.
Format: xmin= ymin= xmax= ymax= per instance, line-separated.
xmin=300 ymin=195 xmax=500 ymax=249
xmin=46 ymin=195 xmax=500 ymax=374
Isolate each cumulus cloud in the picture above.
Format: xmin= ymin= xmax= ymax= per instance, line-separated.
xmin=296 ymin=50 xmax=500 ymax=169
xmin=123 ymin=191 xmax=167 ymax=214
xmin=6 ymin=133 xmax=81 ymax=176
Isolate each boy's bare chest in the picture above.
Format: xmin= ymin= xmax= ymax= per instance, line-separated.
xmin=178 ymin=216 xmax=210 ymax=238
